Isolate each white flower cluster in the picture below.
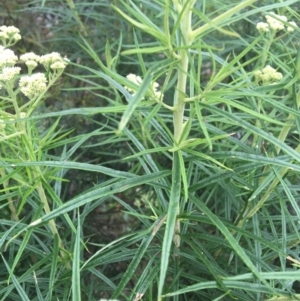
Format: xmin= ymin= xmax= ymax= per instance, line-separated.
xmin=0 ymin=26 xmax=69 ymax=99
xmin=125 ymin=73 xmax=143 ymax=92
xmin=20 ymin=52 xmax=40 ymax=71
xmin=39 ymin=52 xmax=69 ymax=70
xmin=0 ymin=67 xmax=21 ymax=82
xmin=0 ymin=26 xmax=21 ymax=46
xmin=253 ymin=65 xmax=282 ymax=85
xmin=125 ymin=73 xmax=163 ymax=100
xmin=256 ymin=12 xmax=298 ymax=33
xmin=0 ymin=46 xmax=18 ymax=68
xmin=0 ymin=46 xmax=19 ymax=89
xmin=19 ymin=73 xmax=48 ymax=99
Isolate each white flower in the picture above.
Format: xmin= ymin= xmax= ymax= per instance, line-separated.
xmin=25 ymin=61 xmax=38 ymax=68
xmin=124 ymin=73 xmax=143 ymax=94
xmin=19 ymin=73 xmax=47 ymax=99
xmin=287 ymin=21 xmax=298 ymax=32
xmin=256 ymin=22 xmax=269 ymax=33
xmin=0 ymin=48 xmax=18 ymax=68
xmin=0 ymin=26 xmax=21 ymax=44
xmin=254 ymin=65 xmax=282 ymax=85
xmin=124 ymin=73 xmax=163 ymax=100
xmin=0 ymin=66 xmax=21 ymax=81
xmin=253 ymin=70 xmax=262 ymax=78
xmin=266 ymin=13 xmax=287 ymax=31
xmin=0 ymin=32 xmax=9 ymax=39
xmin=13 ymin=33 xmax=21 ymax=41
xmin=127 ymin=73 xmax=143 ymax=84
xmin=39 ymin=52 xmax=68 ymax=70
xmin=0 ymin=26 xmax=20 ymax=35
xmin=262 ymin=65 xmax=282 ymax=82
xmin=20 ymin=52 xmax=40 ymax=62
xmin=20 ymin=52 xmax=40 ymax=71
xmin=262 ymin=65 xmax=275 ymax=74
xmin=272 ymin=71 xmax=283 ymax=81
xmin=50 ymin=61 xmax=68 ymax=70
xmin=151 ymin=81 xmax=163 ymax=100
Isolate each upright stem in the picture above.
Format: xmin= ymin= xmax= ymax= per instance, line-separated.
xmin=65 ymin=0 xmax=88 ymax=37
xmin=8 ymin=86 xmax=71 ymax=269
xmin=172 ymin=0 xmax=195 ymax=249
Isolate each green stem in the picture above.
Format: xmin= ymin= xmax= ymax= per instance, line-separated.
xmin=252 ymin=32 xmax=276 ymax=147
xmin=10 ymin=83 xmax=71 ymax=269
xmin=65 ymin=0 xmax=88 ymax=37
xmin=172 ymin=0 xmax=195 ymax=250
xmin=33 ymin=171 xmax=71 ymax=269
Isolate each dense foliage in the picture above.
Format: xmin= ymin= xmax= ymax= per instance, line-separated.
xmin=1 ymin=1 xmax=300 ymax=300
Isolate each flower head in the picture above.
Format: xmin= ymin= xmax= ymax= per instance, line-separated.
xmin=256 ymin=22 xmax=269 ymax=33
xmin=0 ymin=48 xmax=18 ymax=68
xmin=253 ymin=65 xmax=282 ymax=85
xmin=20 ymin=52 xmax=40 ymax=72
xmin=287 ymin=21 xmax=298 ymax=33
xmin=0 ymin=26 xmax=21 ymax=46
xmin=266 ymin=13 xmax=287 ymax=31
xmin=0 ymin=66 xmax=21 ymax=82
xmin=125 ymin=73 xmax=143 ymax=93
xmin=124 ymin=73 xmax=164 ymax=101
xmin=19 ymin=73 xmax=47 ymax=99
xmin=39 ymin=52 xmax=68 ymax=71
xmin=256 ymin=12 xmax=297 ymax=34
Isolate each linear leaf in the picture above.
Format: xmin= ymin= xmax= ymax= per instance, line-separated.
xmin=158 ymin=151 xmax=181 ymax=300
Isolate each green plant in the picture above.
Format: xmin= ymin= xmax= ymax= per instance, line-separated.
xmin=2 ymin=1 xmax=300 ymax=301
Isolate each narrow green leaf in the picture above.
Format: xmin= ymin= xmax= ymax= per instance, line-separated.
xmin=117 ymin=70 xmax=152 ymax=133
xmin=1 ymin=255 xmax=30 ymax=301
xmin=48 ymin=234 xmax=59 ymax=299
xmin=158 ymin=151 xmax=181 ymax=300
xmin=178 ymin=151 xmax=188 ymax=201
xmin=112 ymin=215 xmax=166 ymax=298
xmin=29 ymin=171 xmax=170 ymax=226
xmin=199 ymin=103 xmax=300 ymax=162
xmin=121 ymin=46 xmax=168 ymax=55
xmin=0 ymin=161 xmax=135 ymax=179
xmin=72 ymin=212 xmax=81 ymax=301
xmin=0 ymin=221 xmax=21 ymax=249
xmin=190 ymin=194 xmax=275 ymax=293
xmin=195 ymin=100 xmax=212 ymax=150
xmin=8 ymin=227 xmax=34 ymax=282
xmin=163 ymin=280 xmax=287 ymax=297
